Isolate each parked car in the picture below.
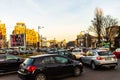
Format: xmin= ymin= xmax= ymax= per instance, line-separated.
xmin=71 ymin=48 xmax=84 ymax=60
xmin=81 ymin=49 xmax=118 ymax=70
xmin=4 ymin=48 xmax=19 ymax=55
xmin=0 ymin=54 xmax=24 ymax=74
xmin=113 ymin=48 xmax=120 ymax=58
xmin=18 ymin=54 xmax=83 ymax=80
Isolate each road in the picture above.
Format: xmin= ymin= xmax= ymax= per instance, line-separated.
xmin=0 ymin=59 xmax=120 ymax=80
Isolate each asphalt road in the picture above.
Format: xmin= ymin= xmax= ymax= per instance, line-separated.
xmin=0 ymin=59 xmax=120 ymax=80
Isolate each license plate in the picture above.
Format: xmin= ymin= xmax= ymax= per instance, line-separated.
xmin=105 ymin=57 xmax=111 ymax=60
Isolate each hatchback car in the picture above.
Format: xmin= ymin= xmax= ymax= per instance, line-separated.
xmin=0 ymin=54 xmax=24 ymax=74
xmin=18 ymin=54 xmax=83 ymax=80
xmin=81 ymin=49 xmax=118 ymax=70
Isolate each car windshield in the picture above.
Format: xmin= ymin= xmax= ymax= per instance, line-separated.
xmin=73 ymin=50 xmax=81 ymax=52
xmin=24 ymin=58 xmax=34 ymax=65
xmin=98 ymin=51 xmax=113 ymax=56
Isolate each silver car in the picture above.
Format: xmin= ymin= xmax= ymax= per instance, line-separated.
xmin=81 ymin=49 xmax=118 ymax=70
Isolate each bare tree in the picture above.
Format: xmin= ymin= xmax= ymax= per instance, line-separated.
xmin=88 ymin=8 xmax=119 ymax=47
xmin=101 ymin=15 xmax=118 ymax=42
xmin=90 ymin=8 xmax=103 ymax=45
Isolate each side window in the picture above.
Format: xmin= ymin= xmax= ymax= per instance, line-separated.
xmin=0 ymin=56 xmax=5 ymax=61
xmin=55 ymin=56 xmax=68 ymax=64
xmin=6 ymin=55 xmax=18 ymax=60
xmin=41 ymin=57 xmax=55 ymax=64
xmin=34 ymin=58 xmax=42 ymax=65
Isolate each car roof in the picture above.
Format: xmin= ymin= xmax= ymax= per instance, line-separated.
xmin=29 ymin=54 xmax=58 ymax=58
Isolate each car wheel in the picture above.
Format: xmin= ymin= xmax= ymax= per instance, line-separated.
xmin=74 ymin=67 xmax=81 ymax=76
xmin=91 ymin=62 xmax=97 ymax=70
xmin=35 ymin=73 xmax=47 ymax=80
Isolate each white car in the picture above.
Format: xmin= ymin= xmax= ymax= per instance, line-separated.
xmin=81 ymin=49 xmax=118 ymax=70
xmin=71 ymin=48 xmax=84 ymax=60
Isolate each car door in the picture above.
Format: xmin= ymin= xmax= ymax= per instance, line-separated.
xmin=0 ymin=55 xmax=7 ymax=72
xmin=5 ymin=55 xmax=20 ymax=71
xmin=54 ymin=55 xmax=73 ymax=76
xmin=41 ymin=56 xmax=61 ymax=77
xmin=83 ymin=51 xmax=94 ymax=65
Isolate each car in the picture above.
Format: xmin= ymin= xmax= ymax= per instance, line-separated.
xmin=71 ymin=48 xmax=85 ymax=60
xmin=0 ymin=54 xmax=24 ymax=74
xmin=18 ymin=54 xmax=83 ymax=80
xmin=57 ymin=49 xmax=75 ymax=59
xmin=113 ymin=48 xmax=120 ymax=58
xmin=81 ymin=49 xmax=118 ymax=70
xmin=4 ymin=48 xmax=19 ymax=55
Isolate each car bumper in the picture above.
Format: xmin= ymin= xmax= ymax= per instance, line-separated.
xmin=18 ymin=71 xmax=34 ymax=80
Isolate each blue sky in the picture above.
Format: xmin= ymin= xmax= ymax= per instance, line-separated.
xmin=0 ymin=0 xmax=120 ymax=41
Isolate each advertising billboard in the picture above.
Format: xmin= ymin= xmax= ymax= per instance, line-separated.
xmin=10 ymin=34 xmax=25 ymax=47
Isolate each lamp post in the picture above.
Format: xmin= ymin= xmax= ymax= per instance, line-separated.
xmin=37 ymin=26 xmax=44 ymax=49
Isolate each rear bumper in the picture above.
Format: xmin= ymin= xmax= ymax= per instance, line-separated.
xmin=17 ymin=71 xmax=34 ymax=80
xmin=98 ymin=63 xmax=118 ymax=67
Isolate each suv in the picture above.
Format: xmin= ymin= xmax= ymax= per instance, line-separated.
xmin=18 ymin=54 xmax=83 ymax=80
xmin=81 ymin=49 xmax=118 ymax=70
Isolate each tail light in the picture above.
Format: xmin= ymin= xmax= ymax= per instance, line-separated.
xmin=27 ymin=66 xmax=36 ymax=72
xmin=97 ymin=56 xmax=103 ymax=60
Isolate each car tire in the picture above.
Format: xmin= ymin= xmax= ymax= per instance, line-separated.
xmin=91 ymin=62 xmax=97 ymax=70
xmin=35 ymin=73 xmax=47 ymax=80
xmin=74 ymin=67 xmax=81 ymax=76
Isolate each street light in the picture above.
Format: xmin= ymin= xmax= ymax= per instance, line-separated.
xmin=37 ymin=26 xmax=44 ymax=49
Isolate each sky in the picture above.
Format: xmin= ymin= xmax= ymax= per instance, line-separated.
xmin=0 ymin=0 xmax=120 ymax=42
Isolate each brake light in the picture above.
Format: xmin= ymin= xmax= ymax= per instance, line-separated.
xmin=97 ymin=56 xmax=103 ymax=60
xmin=27 ymin=66 xmax=36 ymax=72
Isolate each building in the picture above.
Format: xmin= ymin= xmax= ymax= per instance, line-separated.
xmin=13 ymin=22 xmax=38 ymax=48
xmin=0 ymin=21 xmax=6 ymax=48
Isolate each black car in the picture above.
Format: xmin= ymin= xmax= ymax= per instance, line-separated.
xmin=18 ymin=54 xmax=83 ymax=80
xmin=0 ymin=54 xmax=24 ymax=74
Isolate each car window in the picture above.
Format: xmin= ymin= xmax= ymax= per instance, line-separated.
xmin=0 ymin=55 xmax=6 ymax=61
xmin=59 ymin=51 xmax=65 ymax=55
xmin=24 ymin=58 xmax=34 ymax=65
xmin=73 ymin=50 xmax=81 ymax=52
xmin=41 ymin=56 xmax=55 ymax=64
xmin=34 ymin=58 xmax=42 ymax=65
xmin=6 ymin=55 xmax=18 ymax=60
xmin=98 ymin=51 xmax=113 ymax=56
xmin=55 ymin=56 xmax=68 ymax=64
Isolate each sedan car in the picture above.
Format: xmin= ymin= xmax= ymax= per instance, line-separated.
xmin=0 ymin=54 xmax=24 ymax=74
xmin=81 ymin=49 xmax=118 ymax=70
xmin=18 ymin=54 xmax=83 ymax=80
xmin=113 ymin=48 xmax=120 ymax=58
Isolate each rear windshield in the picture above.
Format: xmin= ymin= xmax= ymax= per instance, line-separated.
xmin=24 ymin=58 xmax=34 ymax=65
xmin=98 ymin=51 xmax=113 ymax=56
xmin=72 ymin=50 xmax=82 ymax=52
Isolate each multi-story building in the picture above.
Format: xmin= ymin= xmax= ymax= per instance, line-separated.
xmin=13 ymin=22 xmax=38 ymax=48
xmin=0 ymin=21 xmax=6 ymax=48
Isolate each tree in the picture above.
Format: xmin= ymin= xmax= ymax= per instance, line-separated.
xmin=89 ymin=8 xmax=103 ymax=46
xmin=88 ymin=8 xmax=119 ymax=48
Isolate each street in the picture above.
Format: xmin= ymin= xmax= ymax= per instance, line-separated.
xmin=0 ymin=59 xmax=120 ymax=80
